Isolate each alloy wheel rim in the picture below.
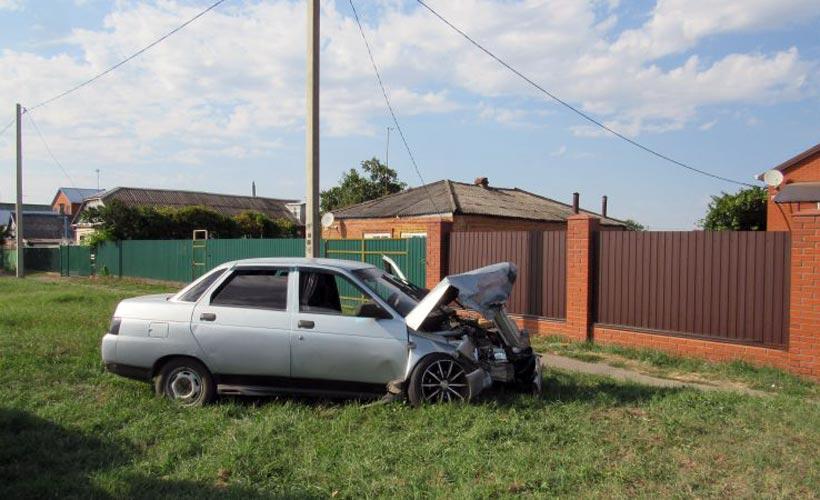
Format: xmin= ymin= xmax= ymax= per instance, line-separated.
xmin=168 ymin=368 xmax=202 ymax=403
xmin=420 ymin=359 xmax=468 ymax=403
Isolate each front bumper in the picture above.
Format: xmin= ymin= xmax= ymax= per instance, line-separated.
xmin=466 ymin=367 xmax=493 ymax=400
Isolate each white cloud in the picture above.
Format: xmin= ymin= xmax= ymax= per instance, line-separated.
xmin=612 ymin=0 xmax=820 ymax=59
xmin=0 ymin=0 xmax=815 ymax=199
xmin=0 ymin=0 xmax=23 ymax=11
xmin=549 ymin=145 xmax=567 ymax=157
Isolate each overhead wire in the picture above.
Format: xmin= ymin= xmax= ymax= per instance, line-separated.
xmin=414 ymin=0 xmax=755 ymax=188
xmin=348 ymin=0 xmax=445 ymax=216
xmin=25 ymin=109 xmax=78 ymax=188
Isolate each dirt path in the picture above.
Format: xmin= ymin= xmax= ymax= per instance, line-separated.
xmin=541 ymin=353 xmax=768 ymax=397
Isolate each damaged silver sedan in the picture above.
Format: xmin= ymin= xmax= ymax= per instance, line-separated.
xmin=101 ymin=257 xmax=541 ymax=406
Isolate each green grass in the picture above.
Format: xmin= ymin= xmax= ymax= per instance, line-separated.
xmin=1 ymin=276 xmax=819 ymax=498
xmin=533 ymin=335 xmax=819 ymax=399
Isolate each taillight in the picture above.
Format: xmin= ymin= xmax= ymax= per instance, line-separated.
xmin=109 ymin=317 xmax=122 ymax=335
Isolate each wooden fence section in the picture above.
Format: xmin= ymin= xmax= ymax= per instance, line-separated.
xmin=449 ymin=231 xmax=566 ymax=319
xmin=595 ymin=231 xmax=791 ymax=347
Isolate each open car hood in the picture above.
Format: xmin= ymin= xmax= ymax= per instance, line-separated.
xmin=405 ymin=262 xmax=517 ymax=331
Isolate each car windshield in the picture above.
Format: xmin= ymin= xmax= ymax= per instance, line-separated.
xmin=352 ymin=268 xmax=420 ymax=317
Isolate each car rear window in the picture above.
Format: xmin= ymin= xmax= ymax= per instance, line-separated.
xmin=211 ymin=269 xmax=289 ymax=310
xmin=177 ymin=268 xmax=226 ymax=302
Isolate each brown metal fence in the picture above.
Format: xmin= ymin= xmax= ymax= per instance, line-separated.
xmin=449 ymin=231 xmax=566 ymax=319
xmin=595 ymin=231 xmax=790 ymax=347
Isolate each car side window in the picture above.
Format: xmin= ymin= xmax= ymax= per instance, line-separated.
xmin=299 ymin=270 xmax=375 ymax=317
xmin=210 ymin=268 xmax=289 ymax=310
xmin=178 ymin=268 xmax=226 ymax=302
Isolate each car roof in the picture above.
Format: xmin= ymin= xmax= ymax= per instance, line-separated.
xmin=224 ymin=257 xmax=376 ymax=271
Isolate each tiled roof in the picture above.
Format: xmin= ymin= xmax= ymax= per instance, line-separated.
xmin=91 ymin=187 xmax=301 ymax=224
xmin=333 ymin=180 xmax=626 ymax=226
xmin=9 ymin=212 xmax=68 ymax=240
xmin=0 ymin=203 xmax=52 ymax=227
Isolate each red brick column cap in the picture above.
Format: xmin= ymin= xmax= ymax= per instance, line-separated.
xmin=567 ymin=213 xmax=600 ymax=221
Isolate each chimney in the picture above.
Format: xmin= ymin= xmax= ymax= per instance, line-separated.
xmin=252 ymin=181 xmax=256 ymax=198
xmin=572 ymin=192 xmax=579 ymax=214
xmin=601 ymin=195 xmax=608 ymax=218
xmin=474 ymin=176 xmax=489 ymax=188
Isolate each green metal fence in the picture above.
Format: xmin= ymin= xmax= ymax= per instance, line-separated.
xmin=121 ymin=240 xmax=193 ymax=283
xmin=54 ymin=237 xmax=427 ymax=287
xmin=61 ymin=246 xmax=93 ymax=276
xmin=0 ymin=247 xmax=16 ymax=273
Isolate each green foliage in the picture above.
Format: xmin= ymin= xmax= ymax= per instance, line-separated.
xmin=0 ymin=276 xmax=818 ymax=498
xmin=321 ymin=157 xmax=407 ymax=213
xmin=623 ymin=219 xmax=645 ymax=231
xmin=234 ymin=210 xmax=300 ymax=238
xmin=80 ymin=201 xmax=300 ymax=243
xmin=699 ymin=187 xmax=767 ymax=231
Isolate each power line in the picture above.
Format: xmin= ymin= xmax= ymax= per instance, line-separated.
xmin=25 ymin=109 xmax=78 ymax=188
xmin=28 ymin=0 xmax=231 ymax=112
xmin=414 ymin=0 xmax=755 ymax=188
xmin=0 ymin=117 xmax=14 ymax=137
xmin=348 ymin=0 xmax=444 ymax=216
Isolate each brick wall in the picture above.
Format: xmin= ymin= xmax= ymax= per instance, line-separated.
xmin=513 ymin=213 xmax=820 ymax=380
xmin=787 ymin=210 xmax=820 ymax=378
xmin=767 ymin=151 xmax=820 ymax=231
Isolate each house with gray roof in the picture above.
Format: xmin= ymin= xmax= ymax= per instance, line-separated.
xmin=323 ymin=177 xmax=625 ymax=240
xmin=72 ymin=186 xmax=305 ymax=244
xmin=5 ymin=212 xmax=71 ymax=247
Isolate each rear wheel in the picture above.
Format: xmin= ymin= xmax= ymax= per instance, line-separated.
xmin=155 ymin=358 xmax=215 ymax=407
xmin=408 ymin=354 xmax=470 ymax=407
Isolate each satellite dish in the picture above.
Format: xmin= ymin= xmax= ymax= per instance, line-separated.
xmin=321 ymin=212 xmax=335 ymax=228
xmin=763 ymin=170 xmax=784 ymax=188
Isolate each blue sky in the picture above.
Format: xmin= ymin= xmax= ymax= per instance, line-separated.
xmin=0 ymin=0 xmax=818 ymax=229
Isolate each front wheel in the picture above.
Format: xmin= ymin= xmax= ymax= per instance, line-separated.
xmin=154 ymin=358 xmax=216 ymax=407
xmin=407 ymin=354 xmax=471 ymax=407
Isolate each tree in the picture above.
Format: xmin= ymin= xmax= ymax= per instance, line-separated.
xmin=235 ymin=210 xmax=299 ymax=238
xmin=699 ymin=186 xmax=767 ymax=231
xmin=320 ymin=158 xmax=407 ymax=213
xmin=623 ymin=219 xmax=645 ymax=231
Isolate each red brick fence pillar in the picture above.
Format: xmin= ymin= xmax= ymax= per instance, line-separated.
xmin=788 ymin=211 xmax=820 ymax=379
xmin=565 ymin=214 xmax=599 ymax=341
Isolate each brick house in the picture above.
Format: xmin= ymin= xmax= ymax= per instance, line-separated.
xmin=322 ymin=177 xmax=625 ymax=287
xmin=51 ymin=187 xmax=104 ymax=217
xmin=758 ymin=142 xmax=820 ymax=231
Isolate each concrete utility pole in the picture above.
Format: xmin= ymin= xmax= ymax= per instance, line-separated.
xmin=15 ymin=103 xmax=24 ymax=278
xmin=304 ymin=0 xmax=320 ymax=257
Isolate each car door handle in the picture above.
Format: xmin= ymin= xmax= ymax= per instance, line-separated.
xmin=199 ymin=312 xmax=216 ymax=322
xmin=298 ymin=320 xmax=314 ymax=329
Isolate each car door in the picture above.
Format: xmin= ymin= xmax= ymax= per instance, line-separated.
xmin=290 ymin=267 xmax=408 ymax=385
xmin=190 ymin=266 xmax=292 ymax=377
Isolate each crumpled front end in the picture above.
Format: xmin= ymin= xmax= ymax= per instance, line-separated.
xmin=404 ymin=262 xmax=543 ymax=400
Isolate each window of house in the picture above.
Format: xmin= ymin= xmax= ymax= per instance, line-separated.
xmin=211 ymin=268 xmax=289 ymax=310
xmin=299 ymin=270 xmax=375 ymax=317
xmin=400 ymin=231 xmax=427 ymax=238
xmin=364 ymin=232 xmax=391 ymax=239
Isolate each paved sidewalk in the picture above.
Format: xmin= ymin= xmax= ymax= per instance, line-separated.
xmin=541 ymin=353 xmax=767 ymax=397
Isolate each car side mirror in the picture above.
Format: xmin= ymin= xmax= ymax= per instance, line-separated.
xmin=357 ymin=302 xmax=392 ymax=320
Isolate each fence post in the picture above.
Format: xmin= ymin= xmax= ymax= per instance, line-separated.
xmin=565 ymin=214 xmax=599 ymax=341
xmin=424 ymin=220 xmax=452 ymax=289
xmin=787 ymin=211 xmax=820 ymax=379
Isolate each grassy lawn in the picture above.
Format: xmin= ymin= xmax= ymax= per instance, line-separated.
xmin=1 ymin=275 xmax=818 ymax=498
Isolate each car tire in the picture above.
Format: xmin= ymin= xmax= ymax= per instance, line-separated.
xmin=154 ymin=358 xmax=216 ymax=407
xmin=407 ymin=354 xmax=471 ymax=407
